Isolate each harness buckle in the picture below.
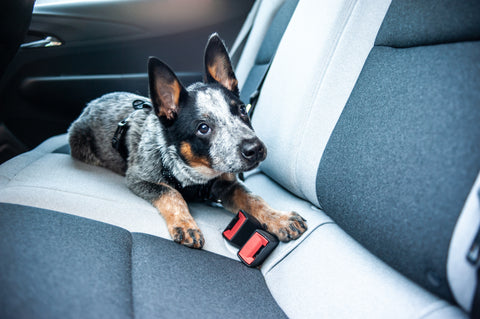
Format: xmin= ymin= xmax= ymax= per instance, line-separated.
xmin=112 ymin=119 xmax=128 ymax=150
xmin=132 ymin=99 xmax=153 ymax=110
xmin=111 ymin=100 xmax=152 ymax=159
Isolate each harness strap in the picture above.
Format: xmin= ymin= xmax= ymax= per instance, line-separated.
xmin=111 ymin=100 xmax=152 ymax=160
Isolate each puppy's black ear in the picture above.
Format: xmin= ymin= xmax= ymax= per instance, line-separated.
xmin=204 ymin=33 xmax=239 ymax=96
xmin=148 ymin=57 xmax=186 ymax=122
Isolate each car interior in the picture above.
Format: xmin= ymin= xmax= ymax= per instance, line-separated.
xmin=1 ymin=0 xmax=479 ymax=318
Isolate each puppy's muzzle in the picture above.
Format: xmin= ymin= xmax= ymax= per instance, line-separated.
xmin=241 ymin=138 xmax=267 ymax=168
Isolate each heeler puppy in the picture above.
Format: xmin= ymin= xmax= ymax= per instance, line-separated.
xmin=68 ymin=34 xmax=307 ymax=249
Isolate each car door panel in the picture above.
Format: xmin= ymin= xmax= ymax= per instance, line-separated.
xmin=0 ymin=0 xmax=253 ymax=151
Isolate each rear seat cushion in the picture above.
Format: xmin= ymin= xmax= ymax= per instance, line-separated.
xmin=0 ymin=203 xmax=134 ymax=319
xmin=0 ymin=134 xmax=329 ymax=268
xmin=132 ymin=232 xmax=287 ymax=318
xmin=265 ymin=222 xmax=466 ymax=318
xmin=0 ymin=203 xmax=288 ymax=318
xmin=0 ymin=139 xmax=467 ymax=319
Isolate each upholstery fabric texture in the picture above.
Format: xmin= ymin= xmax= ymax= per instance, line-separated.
xmin=239 ymin=0 xmax=299 ymax=103
xmin=316 ymin=41 xmax=480 ymax=301
xmin=375 ymin=0 xmax=480 ymax=47
xmin=0 ymin=203 xmax=287 ymax=319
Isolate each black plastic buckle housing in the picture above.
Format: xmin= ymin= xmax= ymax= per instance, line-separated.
xmin=132 ymin=99 xmax=152 ymax=110
xmin=222 ymin=210 xmax=262 ymax=248
xmin=112 ymin=119 xmax=128 ymax=150
xmin=238 ymin=229 xmax=279 ymax=267
xmin=223 ymin=210 xmax=279 ymax=267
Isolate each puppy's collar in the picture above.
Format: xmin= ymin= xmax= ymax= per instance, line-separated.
xmin=112 ymin=100 xmax=152 ymax=159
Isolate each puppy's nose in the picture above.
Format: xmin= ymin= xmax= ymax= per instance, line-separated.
xmin=241 ymin=138 xmax=266 ymax=163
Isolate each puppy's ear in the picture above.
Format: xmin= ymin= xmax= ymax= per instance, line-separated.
xmin=204 ymin=33 xmax=239 ymax=96
xmin=148 ymin=57 xmax=186 ymax=122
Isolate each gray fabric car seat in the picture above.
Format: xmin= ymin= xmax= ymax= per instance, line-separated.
xmin=0 ymin=1 xmax=298 ymax=318
xmin=251 ymin=0 xmax=479 ymax=315
xmin=0 ymin=203 xmax=287 ymax=318
xmin=1 ymin=0 xmax=479 ymax=318
xmin=316 ymin=0 xmax=480 ymax=305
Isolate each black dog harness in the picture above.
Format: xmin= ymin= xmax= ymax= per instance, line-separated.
xmin=112 ymin=100 xmax=152 ymax=159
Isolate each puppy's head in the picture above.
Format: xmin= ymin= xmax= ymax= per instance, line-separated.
xmin=148 ymin=33 xmax=266 ymax=179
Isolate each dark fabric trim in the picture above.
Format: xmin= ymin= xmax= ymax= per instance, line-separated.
xmin=132 ymin=233 xmax=287 ymax=318
xmin=375 ymin=0 xmax=480 ymax=48
xmin=316 ymin=41 xmax=480 ymax=302
xmin=0 ymin=203 xmax=134 ymax=319
xmin=0 ymin=203 xmax=287 ymax=318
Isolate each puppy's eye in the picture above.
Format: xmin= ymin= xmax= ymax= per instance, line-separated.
xmin=239 ymin=104 xmax=248 ymax=117
xmin=197 ymin=123 xmax=211 ymax=136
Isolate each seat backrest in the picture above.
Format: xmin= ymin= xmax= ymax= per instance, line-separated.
xmin=254 ymin=0 xmax=391 ymax=205
xmin=234 ymin=0 xmax=286 ymax=89
xmin=253 ymin=0 xmax=480 ymax=310
xmin=239 ymin=0 xmax=299 ymax=104
xmin=317 ymin=0 xmax=480 ymax=306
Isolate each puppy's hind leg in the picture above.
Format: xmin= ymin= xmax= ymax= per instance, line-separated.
xmin=68 ymin=123 xmax=102 ymax=166
xmin=128 ymin=178 xmax=204 ymax=249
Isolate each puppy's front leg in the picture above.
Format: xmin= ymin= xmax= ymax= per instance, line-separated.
xmin=212 ymin=174 xmax=307 ymax=242
xmin=128 ymin=179 xmax=204 ymax=248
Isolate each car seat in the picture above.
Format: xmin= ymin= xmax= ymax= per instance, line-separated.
xmin=1 ymin=0 xmax=479 ymax=318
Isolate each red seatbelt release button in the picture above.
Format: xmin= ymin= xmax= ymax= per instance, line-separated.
xmin=237 ymin=229 xmax=279 ymax=267
xmin=222 ymin=210 xmax=262 ymax=248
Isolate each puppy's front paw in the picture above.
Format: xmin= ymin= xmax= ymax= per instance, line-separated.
xmin=152 ymin=185 xmax=205 ymax=249
xmin=263 ymin=211 xmax=307 ymax=242
xmin=170 ymin=223 xmax=205 ymax=249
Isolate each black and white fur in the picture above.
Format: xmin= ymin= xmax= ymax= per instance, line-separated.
xmin=68 ymin=34 xmax=307 ymax=248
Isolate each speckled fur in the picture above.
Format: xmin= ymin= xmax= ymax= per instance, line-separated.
xmin=68 ymin=34 xmax=307 ymax=249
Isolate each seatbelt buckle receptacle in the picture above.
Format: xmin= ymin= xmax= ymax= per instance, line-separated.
xmin=223 ymin=210 xmax=279 ymax=267
xmin=222 ymin=210 xmax=262 ymax=248
xmin=238 ymin=229 xmax=279 ymax=267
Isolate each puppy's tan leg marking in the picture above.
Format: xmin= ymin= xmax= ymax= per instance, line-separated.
xmin=153 ymin=183 xmax=204 ymax=248
xmin=218 ymin=176 xmax=307 ymax=242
